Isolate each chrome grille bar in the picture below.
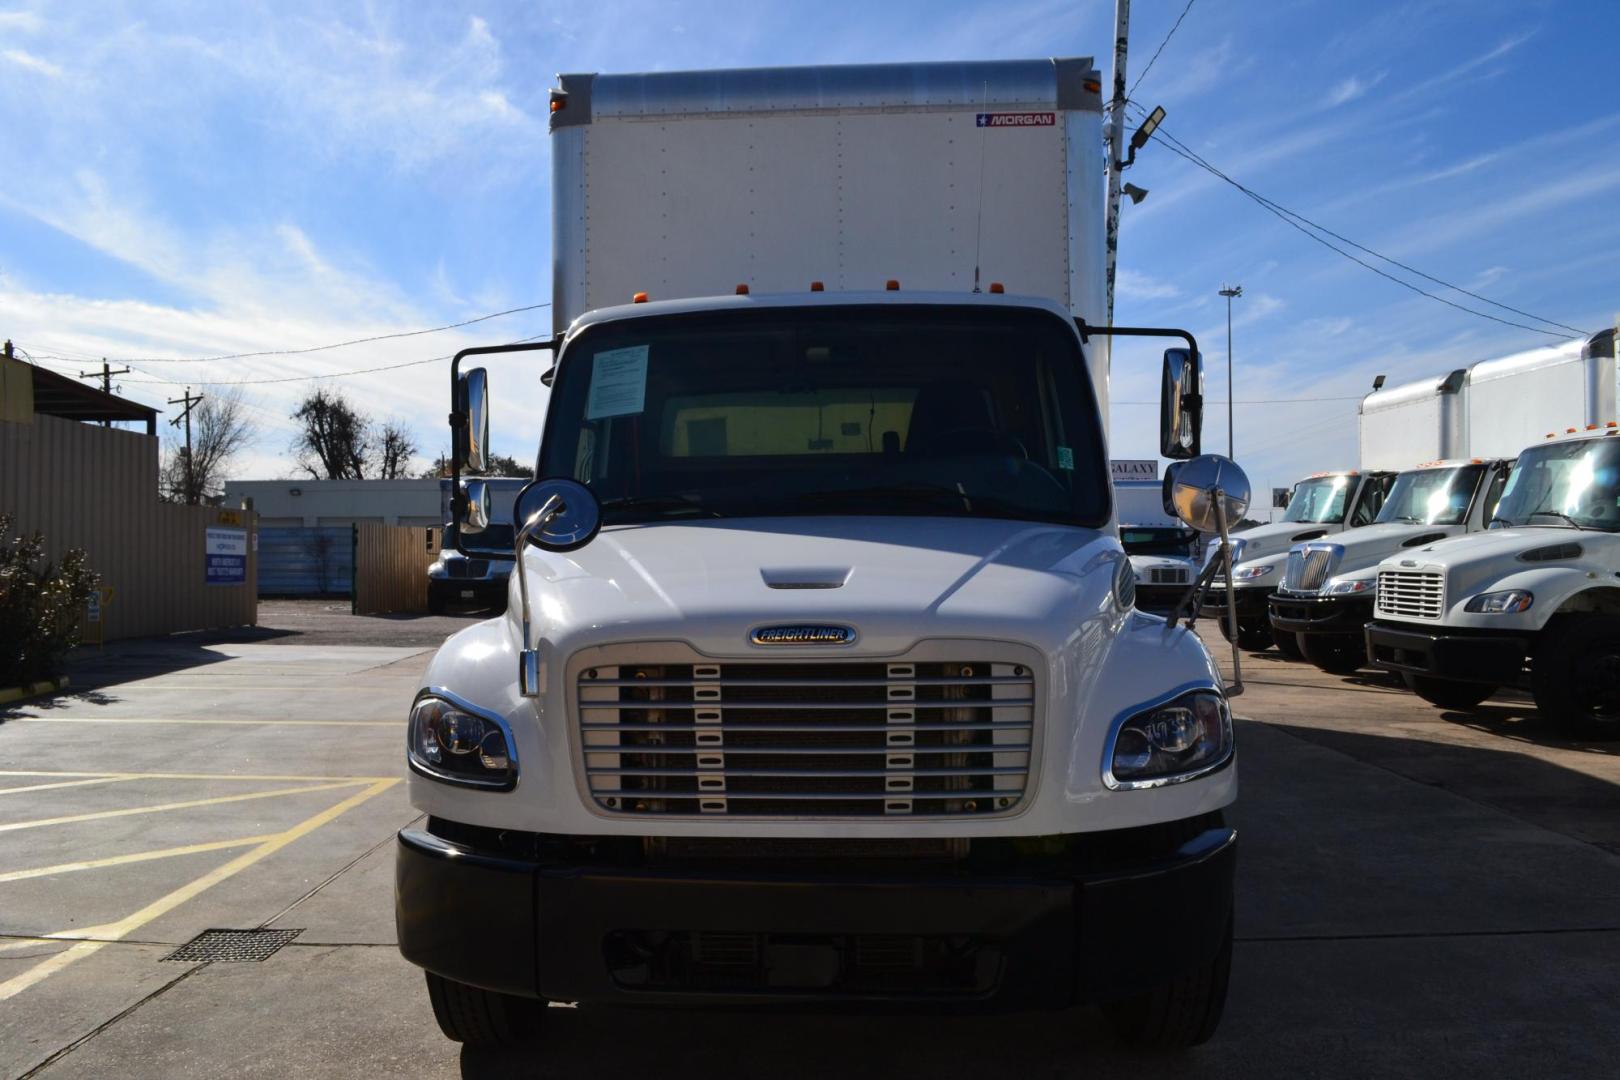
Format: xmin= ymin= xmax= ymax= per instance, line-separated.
xmin=1376 ymin=569 xmax=1445 ymax=620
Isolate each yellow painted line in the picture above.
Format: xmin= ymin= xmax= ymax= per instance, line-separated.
xmin=7 ymin=717 xmax=397 ymax=727
xmin=0 ymin=778 xmax=398 ymax=1001
xmin=0 ymin=776 xmax=141 ymax=797
xmin=0 ymin=834 xmax=281 ymax=884
xmin=0 ymin=780 xmax=366 ymax=834
xmin=0 ymin=769 xmax=394 ymax=783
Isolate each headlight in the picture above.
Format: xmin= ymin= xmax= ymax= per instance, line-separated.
xmin=1231 ymin=562 xmax=1275 ymax=581
xmin=1205 ymin=537 xmax=1246 ymax=568
xmin=1107 ymin=690 xmax=1233 ymax=788
xmin=1323 ymin=577 xmax=1373 ymax=595
xmin=407 ymin=693 xmax=518 ymax=789
xmin=1465 ymin=589 xmax=1533 ymax=614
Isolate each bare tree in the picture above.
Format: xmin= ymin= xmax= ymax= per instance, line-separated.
xmin=374 ymin=420 xmax=417 ymax=479
xmin=291 ymin=388 xmax=370 ymax=479
xmin=160 ymin=389 xmax=255 ymax=504
xmin=418 ymin=450 xmax=530 ymax=479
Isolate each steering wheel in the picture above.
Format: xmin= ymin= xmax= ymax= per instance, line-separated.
xmin=910 ymin=426 xmax=1029 ymax=460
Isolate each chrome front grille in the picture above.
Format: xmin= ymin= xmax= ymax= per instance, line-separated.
xmin=1377 ymin=569 xmax=1445 ymax=620
xmin=573 ymin=647 xmax=1037 ymax=818
xmin=1147 ymin=567 xmax=1190 ymax=585
xmin=1282 ymin=547 xmax=1338 ymax=593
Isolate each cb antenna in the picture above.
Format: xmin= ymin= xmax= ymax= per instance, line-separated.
xmin=972 ymin=80 xmax=989 ymax=294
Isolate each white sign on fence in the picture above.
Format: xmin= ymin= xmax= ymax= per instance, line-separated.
xmin=205 ymin=526 xmax=248 ymax=586
xmin=1111 ymin=459 xmax=1159 ymax=482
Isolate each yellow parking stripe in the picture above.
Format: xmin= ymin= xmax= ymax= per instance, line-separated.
xmin=0 ymin=776 xmax=140 ymax=797
xmin=0 ymin=778 xmax=398 ymax=1001
xmin=0 ymin=834 xmax=280 ymax=883
xmin=0 ymin=769 xmax=393 ymax=783
xmin=7 ymin=717 xmax=397 ymax=727
xmin=0 ymin=780 xmax=365 ymax=834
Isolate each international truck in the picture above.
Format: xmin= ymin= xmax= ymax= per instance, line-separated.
xmin=1270 ymin=330 xmax=1617 ymax=675
xmin=1365 ymin=333 xmax=1619 ymax=733
xmin=395 ymin=59 xmax=1250 ymax=1052
xmin=1199 ymin=469 xmax=1396 ymax=653
xmin=427 ymin=478 xmax=527 ymax=613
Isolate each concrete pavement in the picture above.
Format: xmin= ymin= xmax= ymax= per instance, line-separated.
xmin=2 ymin=608 xmax=1618 ymax=1078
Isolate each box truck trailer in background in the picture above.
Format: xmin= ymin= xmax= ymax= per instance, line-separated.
xmin=1114 ymin=464 xmax=1199 ymax=612
xmin=396 ymin=59 xmax=1251 ymax=1053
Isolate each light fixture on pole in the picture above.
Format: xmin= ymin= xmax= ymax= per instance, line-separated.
xmin=1218 ymin=284 xmax=1242 ymax=459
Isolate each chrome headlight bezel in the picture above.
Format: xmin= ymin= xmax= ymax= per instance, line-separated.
xmin=1464 ymin=589 xmax=1534 ymax=614
xmin=407 ymin=688 xmax=519 ymax=790
xmin=1322 ymin=576 xmax=1373 ymax=596
xmin=1103 ymin=686 xmax=1235 ymax=790
xmin=1231 ymin=562 xmax=1275 ymax=582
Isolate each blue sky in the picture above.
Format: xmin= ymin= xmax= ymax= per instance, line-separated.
xmin=2 ymin=0 xmax=1617 ymax=502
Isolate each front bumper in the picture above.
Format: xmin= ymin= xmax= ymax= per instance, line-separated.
xmin=396 ymin=817 xmax=1236 ymax=1010
xmin=1268 ymin=592 xmax=1372 ymax=637
xmin=1365 ymin=621 xmax=1531 ymax=685
xmin=1200 ymin=585 xmax=1273 ymax=623
xmin=1135 ymin=584 xmax=1190 ymax=613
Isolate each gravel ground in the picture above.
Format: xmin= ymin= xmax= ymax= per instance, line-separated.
xmin=252 ymin=598 xmax=487 ymax=648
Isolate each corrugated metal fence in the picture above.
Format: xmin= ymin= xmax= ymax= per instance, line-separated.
xmin=256 ymin=527 xmax=355 ymax=596
xmin=1 ymin=412 xmax=257 ymax=641
xmin=353 ymin=524 xmax=441 ymax=615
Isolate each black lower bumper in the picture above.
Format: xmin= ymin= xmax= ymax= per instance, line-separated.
xmin=1268 ymin=592 xmax=1373 ymax=637
xmin=428 ymin=579 xmax=507 ymax=606
xmin=1200 ymin=585 xmax=1273 ymax=623
xmin=1365 ymin=621 xmax=1530 ymax=684
xmin=396 ymin=819 xmax=1236 ymax=1011
xmin=1135 ymin=584 xmax=1190 ymax=613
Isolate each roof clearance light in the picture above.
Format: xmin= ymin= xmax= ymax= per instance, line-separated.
xmin=810 ymin=281 xmax=825 ymax=292
xmin=735 ymin=284 xmax=749 ymax=295
xmin=886 ymin=279 xmax=900 ymax=291
xmin=989 ymin=282 xmax=1005 ymax=294
xmin=549 ymin=94 xmax=566 ymax=113
xmin=632 ymin=292 xmax=649 ymax=304
xmin=1084 ymin=78 xmax=1101 ymax=93
xmin=1568 ymin=427 xmax=1578 ymax=434
xmin=1588 ymin=424 xmax=1599 ymax=430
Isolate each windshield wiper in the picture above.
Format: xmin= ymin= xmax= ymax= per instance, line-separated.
xmin=1528 ymin=510 xmax=1590 ymax=531
xmin=1389 ymin=515 xmax=1424 ymax=524
xmin=597 ymin=494 xmax=723 ymax=518
xmin=800 ymin=484 xmax=972 ymax=513
xmin=1488 ymin=516 xmax=1516 ymax=528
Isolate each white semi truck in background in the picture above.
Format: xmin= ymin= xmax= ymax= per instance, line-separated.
xmin=1270 ymin=330 xmax=1617 ymax=674
xmin=1114 ymin=465 xmax=1200 ymax=612
xmin=394 ymin=59 xmax=1252 ymax=1052
xmin=428 ymin=477 xmax=528 ymax=613
xmin=1365 ymin=331 xmax=1619 ymax=732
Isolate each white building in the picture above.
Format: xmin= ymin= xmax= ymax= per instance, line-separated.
xmin=223 ymin=478 xmax=444 ymax=529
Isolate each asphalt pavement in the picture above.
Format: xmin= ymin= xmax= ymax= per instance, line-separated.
xmin=2 ymin=602 xmax=1618 ymax=1078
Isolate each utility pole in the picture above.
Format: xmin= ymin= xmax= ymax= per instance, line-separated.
xmin=1219 ymin=284 xmax=1242 ymax=458
xmin=79 ymin=358 xmax=131 ymax=427
xmin=1104 ymin=0 xmax=1131 ymax=325
xmin=168 ymin=387 xmax=204 ymax=504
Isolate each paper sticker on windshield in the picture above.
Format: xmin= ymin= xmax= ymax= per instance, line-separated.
xmin=586 ymin=345 xmax=649 ymax=420
xmin=1057 ymin=446 xmax=1074 ymax=471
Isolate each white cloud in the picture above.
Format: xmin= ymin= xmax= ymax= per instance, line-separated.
xmin=1116 ymin=269 xmax=1180 ymax=301
xmin=4 ymin=47 xmax=61 ymax=76
xmin=1323 ymin=71 xmax=1385 ymax=108
xmin=0 ymin=10 xmax=44 ymax=32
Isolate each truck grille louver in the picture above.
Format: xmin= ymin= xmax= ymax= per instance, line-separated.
xmin=1282 ymin=547 xmax=1338 ymax=593
xmin=574 ymin=649 xmax=1038 ymax=818
xmin=1376 ymin=569 xmax=1445 ymax=620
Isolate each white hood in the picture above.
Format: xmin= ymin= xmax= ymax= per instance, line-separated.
xmin=1316 ymin=521 xmax=1464 ymax=577
xmin=519 ymin=516 xmax=1122 ymax=659
xmin=1224 ymin=519 xmax=1340 ymax=565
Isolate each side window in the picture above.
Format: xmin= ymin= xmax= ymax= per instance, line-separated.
xmin=1351 ymin=477 xmax=1388 ymax=526
xmin=1481 ymin=465 xmax=1510 ymax=523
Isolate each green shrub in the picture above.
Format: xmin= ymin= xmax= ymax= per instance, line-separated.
xmin=0 ymin=514 xmax=101 ymax=687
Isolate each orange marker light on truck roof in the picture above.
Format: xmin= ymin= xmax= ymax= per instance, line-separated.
xmin=735 ymin=284 xmax=749 ymax=295
xmin=810 ymin=281 xmax=824 ymax=292
xmin=632 ymin=291 xmax=649 ymax=304
xmin=989 ymin=282 xmax=1005 ymax=294
xmin=886 ymin=279 xmax=900 ymax=291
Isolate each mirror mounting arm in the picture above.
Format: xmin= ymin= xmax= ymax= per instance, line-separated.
xmin=1073 ymin=320 xmax=1199 ymax=358
xmin=448 ymin=339 xmax=558 ymax=557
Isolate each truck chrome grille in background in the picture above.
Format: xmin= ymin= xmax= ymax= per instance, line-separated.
xmin=1282 ymin=548 xmax=1337 ymax=593
xmin=1147 ymin=567 xmax=1189 ymax=585
xmin=1377 ymin=569 xmax=1445 ymax=620
xmin=575 ymin=655 xmax=1037 ymax=817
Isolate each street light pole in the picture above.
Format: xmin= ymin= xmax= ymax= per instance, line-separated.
xmin=1218 ymin=284 xmax=1242 ymax=458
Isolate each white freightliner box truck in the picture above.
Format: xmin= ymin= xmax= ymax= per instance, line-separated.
xmin=1114 ymin=468 xmax=1199 ymax=612
xmin=395 ymin=60 xmax=1251 ymax=1051
xmin=1268 ymin=331 xmax=1618 ymax=674
xmin=1365 ymin=331 xmax=1619 ymax=731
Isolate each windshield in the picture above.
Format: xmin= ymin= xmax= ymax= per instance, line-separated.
xmin=1120 ymin=526 xmax=1197 ymax=557
xmin=1375 ymin=465 xmax=1484 ymax=527
xmin=1492 ymin=438 xmax=1620 ymax=531
xmin=538 ymin=306 xmax=1110 ymax=527
xmin=1283 ymin=476 xmax=1353 ymax=523
xmin=447 ymin=522 xmax=516 ymax=555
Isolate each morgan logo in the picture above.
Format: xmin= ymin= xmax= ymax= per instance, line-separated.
xmin=976 ymin=112 xmax=1056 ymax=127
xmin=750 ymin=624 xmax=857 ymax=646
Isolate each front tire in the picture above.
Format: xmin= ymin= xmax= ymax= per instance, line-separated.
xmin=1532 ymin=615 xmax=1620 ymax=738
xmin=427 ymin=585 xmax=448 ymax=615
xmin=1107 ymin=916 xmax=1233 ymax=1050
xmin=1299 ymin=633 xmax=1365 ymax=675
xmin=425 ymin=971 xmax=544 ymax=1046
xmin=1216 ymin=616 xmax=1273 ymax=651
xmin=1402 ymin=673 xmax=1497 ymax=711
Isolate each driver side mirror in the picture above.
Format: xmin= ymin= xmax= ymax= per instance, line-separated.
xmin=461 ymin=479 xmax=491 ymax=536
xmin=1160 ymin=348 xmax=1203 ymax=460
xmin=456 ymin=367 xmax=491 ymax=474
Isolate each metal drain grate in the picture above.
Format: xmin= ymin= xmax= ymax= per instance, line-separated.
xmin=163 ymin=928 xmax=302 ymax=963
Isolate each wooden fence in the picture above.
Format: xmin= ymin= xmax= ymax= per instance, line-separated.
xmin=1 ymin=412 xmax=257 ymax=641
xmin=352 ymin=523 xmax=441 ymax=615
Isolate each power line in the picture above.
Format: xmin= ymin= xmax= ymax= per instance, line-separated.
xmin=1129 ymin=0 xmax=1200 ymax=98
xmin=23 ymin=301 xmax=551 ymax=365
xmin=1126 ymin=103 xmax=1590 ymax=339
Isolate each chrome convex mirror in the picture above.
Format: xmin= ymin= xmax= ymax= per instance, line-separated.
xmin=1167 ymin=454 xmax=1252 ymax=696
xmin=457 ymin=367 xmax=491 ymax=474
xmin=512 ymin=478 xmax=602 ymax=697
xmin=461 ymin=479 xmax=492 ymax=535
